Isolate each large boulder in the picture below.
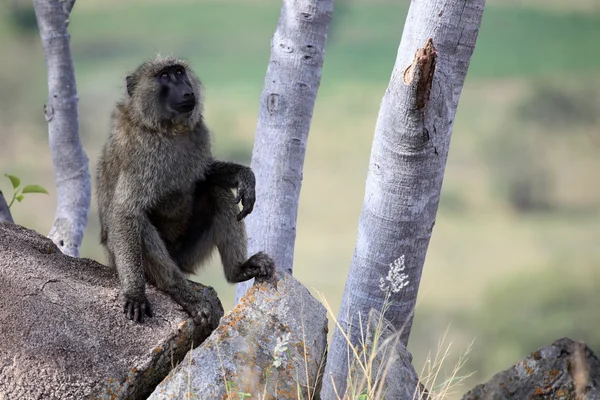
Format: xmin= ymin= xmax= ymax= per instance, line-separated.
xmin=149 ymin=271 xmax=328 ymax=399
xmin=0 ymin=222 xmax=223 ymax=400
xmin=462 ymin=337 xmax=600 ymax=400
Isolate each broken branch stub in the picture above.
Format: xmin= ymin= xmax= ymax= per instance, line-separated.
xmin=403 ymin=38 xmax=437 ymax=110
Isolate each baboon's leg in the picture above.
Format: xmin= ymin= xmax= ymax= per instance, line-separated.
xmin=174 ymin=231 xmax=216 ymax=275
xmin=211 ymin=187 xmax=275 ymax=283
xmin=142 ymin=221 xmax=212 ymax=325
xmin=172 ymin=181 xmax=218 ymax=275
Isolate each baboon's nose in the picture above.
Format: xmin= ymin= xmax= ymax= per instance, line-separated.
xmin=184 ymin=92 xmax=194 ymax=99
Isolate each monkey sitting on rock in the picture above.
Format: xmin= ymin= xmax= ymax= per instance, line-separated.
xmin=95 ymin=55 xmax=275 ymax=325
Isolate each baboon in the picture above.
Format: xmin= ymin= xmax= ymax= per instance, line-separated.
xmin=96 ymin=55 xmax=275 ymax=325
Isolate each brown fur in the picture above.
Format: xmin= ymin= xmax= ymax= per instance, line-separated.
xmin=95 ymin=55 xmax=274 ymax=325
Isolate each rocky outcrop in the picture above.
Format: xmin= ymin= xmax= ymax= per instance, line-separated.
xmin=0 ymin=222 xmax=223 ymax=400
xmin=462 ymin=337 xmax=600 ymax=400
xmin=149 ymin=271 xmax=329 ymax=400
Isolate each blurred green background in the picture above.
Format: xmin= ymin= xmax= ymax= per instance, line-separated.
xmin=1 ymin=0 xmax=599 ymax=396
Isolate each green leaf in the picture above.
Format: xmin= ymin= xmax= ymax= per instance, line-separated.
xmin=16 ymin=195 xmax=24 ymax=202
xmin=21 ymin=184 xmax=49 ymax=195
xmin=5 ymin=174 xmax=20 ymax=189
xmin=226 ymin=381 xmax=237 ymax=390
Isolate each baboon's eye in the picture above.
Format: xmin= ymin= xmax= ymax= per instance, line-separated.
xmin=161 ymin=72 xmax=168 ymax=78
xmin=176 ymin=69 xmax=183 ymax=75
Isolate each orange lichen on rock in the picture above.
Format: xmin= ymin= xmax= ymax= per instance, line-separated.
xmin=223 ymin=311 xmax=247 ymax=331
xmin=148 ymin=273 xmax=328 ymax=399
xmin=525 ymin=364 xmax=534 ymax=375
xmin=547 ymin=369 xmax=560 ymax=379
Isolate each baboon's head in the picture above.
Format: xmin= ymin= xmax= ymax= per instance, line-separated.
xmin=125 ymin=55 xmax=204 ymax=128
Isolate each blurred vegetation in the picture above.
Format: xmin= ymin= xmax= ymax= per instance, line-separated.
xmin=482 ymin=79 xmax=600 ymax=212
xmin=6 ymin=0 xmax=37 ymax=37
xmin=1 ymin=1 xmax=599 ymax=398
xmin=413 ymin=264 xmax=600 ymax=388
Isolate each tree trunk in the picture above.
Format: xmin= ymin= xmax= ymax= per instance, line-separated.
xmin=0 ymin=191 xmax=14 ymax=223
xmin=33 ymin=0 xmax=91 ymax=258
xmin=234 ymin=0 xmax=334 ymax=305
xmin=321 ymin=1 xmax=486 ymax=398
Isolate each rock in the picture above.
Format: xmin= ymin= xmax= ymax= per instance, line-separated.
xmin=149 ymin=271 xmax=328 ymax=400
xmin=341 ymin=309 xmax=428 ymax=400
xmin=0 ymin=222 xmax=223 ymax=400
xmin=462 ymin=337 xmax=600 ymax=400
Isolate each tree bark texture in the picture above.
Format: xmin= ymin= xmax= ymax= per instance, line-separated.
xmin=235 ymin=0 xmax=334 ymax=304
xmin=0 ymin=191 xmax=14 ymax=223
xmin=321 ymin=1 xmax=486 ymax=398
xmin=33 ymin=0 xmax=91 ymax=258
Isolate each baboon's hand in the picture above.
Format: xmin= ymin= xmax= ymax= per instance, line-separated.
xmin=191 ymin=302 xmax=212 ymax=327
xmin=234 ymin=170 xmax=256 ymax=221
xmin=122 ymin=292 xmax=154 ymax=323
xmin=180 ymin=297 xmax=213 ymax=327
xmin=174 ymin=280 xmax=215 ymax=329
xmin=246 ymin=251 xmax=276 ymax=283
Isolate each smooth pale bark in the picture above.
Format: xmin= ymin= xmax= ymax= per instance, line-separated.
xmin=234 ymin=0 xmax=334 ymax=304
xmin=321 ymin=1 xmax=486 ymax=398
xmin=33 ymin=0 xmax=91 ymax=257
xmin=0 ymin=191 xmax=14 ymax=223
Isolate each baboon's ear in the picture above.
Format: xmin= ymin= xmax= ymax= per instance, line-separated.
xmin=125 ymin=75 xmax=135 ymax=97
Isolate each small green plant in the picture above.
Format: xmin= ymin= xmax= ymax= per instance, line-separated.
xmin=4 ymin=173 xmax=49 ymax=208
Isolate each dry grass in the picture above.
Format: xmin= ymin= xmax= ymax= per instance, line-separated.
xmin=317 ymin=291 xmax=475 ymax=400
xmin=418 ymin=329 xmax=475 ymax=400
xmin=203 ymin=289 xmax=474 ymax=399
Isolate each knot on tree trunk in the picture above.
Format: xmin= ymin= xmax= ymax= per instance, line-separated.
xmin=403 ymin=38 xmax=437 ymax=110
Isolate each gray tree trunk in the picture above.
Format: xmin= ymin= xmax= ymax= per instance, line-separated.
xmin=0 ymin=191 xmax=14 ymax=223
xmin=234 ymin=0 xmax=334 ymax=304
xmin=321 ymin=1 xmax=486 ymax=398
xmin=33 ymin=0 xmax=91 ymax=258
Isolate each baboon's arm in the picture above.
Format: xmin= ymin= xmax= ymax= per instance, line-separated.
xmin=110 ymin=173 xmax=180 ymax=321
xmin=206 ymin=161 xmax=256 ymax=220
xmin=206 ymin=161 xmax=254 ymax=187
xmin=109 ymin=205 xmax=152 ymax=322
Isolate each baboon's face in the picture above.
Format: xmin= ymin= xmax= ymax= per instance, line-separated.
xmin=155 ymin=65 xmax=197 ymax=116
xmin=126 ymin=58 xmax=204 ymax=126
